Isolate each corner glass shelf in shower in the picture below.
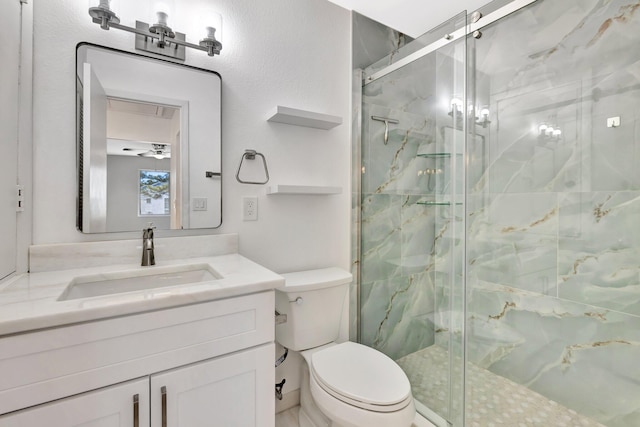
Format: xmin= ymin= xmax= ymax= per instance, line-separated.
xmin=416 ymin=152 xmax=463 ymax=159
xmin=416 ymin=198 xmax=463 ymax=206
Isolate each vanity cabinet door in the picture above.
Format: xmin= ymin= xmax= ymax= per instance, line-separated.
xmin=150 ymin=343 xmax=274 ymax=427
xmin=0 ymin=378 xmax=149 ymax=427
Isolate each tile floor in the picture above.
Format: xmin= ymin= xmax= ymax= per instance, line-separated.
xmin=396 ymin=345 xmax=606 ymax=427
xmin=274 ymin=406 xmax=432 ymax=427
xmin=275 ymin=407 xmax=299 ymax=427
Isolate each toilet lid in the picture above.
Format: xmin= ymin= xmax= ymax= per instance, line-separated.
xmin=310 ymin=342 xmax=411 ymax=408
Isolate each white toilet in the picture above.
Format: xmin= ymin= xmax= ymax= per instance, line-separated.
xmin=276 ymin=268 xmax=415 ymax=427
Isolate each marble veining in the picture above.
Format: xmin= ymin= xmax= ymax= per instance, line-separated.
xmin=460 ymin=281 xmax=640 ymax=426
xmin=355 ymin=0 xmax=640 ymax=425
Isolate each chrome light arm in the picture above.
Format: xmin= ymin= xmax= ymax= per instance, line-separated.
xmin=89 ymin=6 xmax=120 ymax=30
xmin=88 ymin=8 xmax=222 ymax=57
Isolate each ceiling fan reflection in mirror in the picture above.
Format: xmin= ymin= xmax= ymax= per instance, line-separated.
xmin=107 ymin=139 xmax=172 ymax=159
xmin=136 ymin=143 xmax=171 ymax=159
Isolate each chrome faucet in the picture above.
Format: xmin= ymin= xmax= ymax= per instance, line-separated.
xmin=141 ymin=223 xmax=156 ymax=266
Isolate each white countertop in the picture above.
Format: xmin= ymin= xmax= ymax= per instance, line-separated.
xmin=0 ymin=254 xmax=284 ymax=337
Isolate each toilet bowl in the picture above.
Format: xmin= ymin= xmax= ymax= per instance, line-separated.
xmin=276 ymin=268 xmax=415 ymax=427
xmin=306 ymin=342 xmax=415 ymax=427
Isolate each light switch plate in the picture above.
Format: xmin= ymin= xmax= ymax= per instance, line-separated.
xmin=193 ymin=198 xmax=207 ymax=211
xmin=607 ymin=116 xmax=621 ymax=128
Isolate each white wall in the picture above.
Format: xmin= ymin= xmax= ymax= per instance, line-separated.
xmin=32 ymin=0 xmax=352 ymax=274
xmin=108 ymin=110 xmax=178 ymax=144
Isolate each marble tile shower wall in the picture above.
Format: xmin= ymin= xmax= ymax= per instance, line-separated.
xmin=456 ymin=1 xmax=640 ymax=426
xmin=359 ymin=53 xmax=445 ymax=360
xmin=351 ymin=12 xmax=418 ymax=344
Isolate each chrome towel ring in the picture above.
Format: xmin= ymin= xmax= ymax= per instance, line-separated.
xmin=236 ymin=149 xmax=270 ymax=185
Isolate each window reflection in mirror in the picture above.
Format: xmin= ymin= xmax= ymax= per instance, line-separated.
xmin=76 ymin=43 xmax=222 ymax=233
xmin=139 ymin=170 xmax=170 ymax=216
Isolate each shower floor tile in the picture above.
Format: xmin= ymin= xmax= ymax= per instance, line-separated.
xmin=396 ymin=345 xmax=605 ymax=427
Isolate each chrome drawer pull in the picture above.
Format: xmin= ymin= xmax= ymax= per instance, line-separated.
xmin=133 ymin=394 xmax=139 ymax=427
xmin=161 ymin=386 xmax=167 ymax=427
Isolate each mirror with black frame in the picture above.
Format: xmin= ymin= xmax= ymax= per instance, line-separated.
xmin=76 ymin=43 xmax=222 ymax=233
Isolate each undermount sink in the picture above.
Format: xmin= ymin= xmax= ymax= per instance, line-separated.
xmin=58 ymin=264 xmax=221 ymax=301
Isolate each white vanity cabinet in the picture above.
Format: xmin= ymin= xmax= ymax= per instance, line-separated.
xmin=151 ymin=345 xmax=273 ymax=426
xmin=0 ymin=378 xmax=150 ymax=427
xmin=0 ymin=291 xmax=275 ymax=427
xmin=0 ymin=345 xmax=272 ymax=427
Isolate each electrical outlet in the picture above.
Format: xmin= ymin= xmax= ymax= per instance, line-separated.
xmin=243 ymin=196 xmax=258 ymax=221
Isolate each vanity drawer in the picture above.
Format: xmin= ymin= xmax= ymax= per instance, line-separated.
xmin=0 ymin=290 xmax=274 ymax=415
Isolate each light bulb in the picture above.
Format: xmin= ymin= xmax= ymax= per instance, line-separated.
xmin=198 ymin=10 xmax=223 ymax=43
xmin=450 ymin=98 xmax=463 ymax=115
xmin=546 ymin=126 xmax=554 ymax=135
xmin=539 ymin=124 xmax=548 ymax=133
xmin=480 ymin=108 xmax=490 ymax=117
xmin=152 ymin=1 xmax=174 ymax=26
xmin=553 ymin=129 xmax=562 ymax=137
xmin=154 ymin=1 xmax=173 ymax=16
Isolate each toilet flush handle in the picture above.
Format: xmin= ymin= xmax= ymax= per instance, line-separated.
xmin=291 ymin=297 xmax=303 ymax=305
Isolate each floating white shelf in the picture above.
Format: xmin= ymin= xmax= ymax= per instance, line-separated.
xmin=267 ymin=106 xmax=343 ymax=130
xmin=266 ymin=185 xmax=342 ymax=195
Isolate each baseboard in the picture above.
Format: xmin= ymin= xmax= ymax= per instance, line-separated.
xmin=276 ymin=389 xmax=301 ymax=414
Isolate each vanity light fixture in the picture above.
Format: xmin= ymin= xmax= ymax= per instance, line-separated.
xmin=449 ymin=98 xmax=491 ymax=128
xmin=448 ymin=98 xmax=463 ymax=117
xmin=475 ymin=107 xmax=491 ymax=128
xmin=88 ymin=0 xmax=222 ymax=60
xmin=538 ymin=123 xmax=562 ymax=140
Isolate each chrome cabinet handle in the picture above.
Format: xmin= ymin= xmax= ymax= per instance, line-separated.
xmin=133 ymin=394 xmax=139 ymax=427
xmin=161 ymin=386 xmax=167 ymax=427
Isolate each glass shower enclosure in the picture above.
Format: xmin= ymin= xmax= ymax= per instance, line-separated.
xmin=353 ymin=0 xmax=640 ymax=426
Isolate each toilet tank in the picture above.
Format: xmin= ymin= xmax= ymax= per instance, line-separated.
xmin=276 ymin=268 xmax=352 ymax=351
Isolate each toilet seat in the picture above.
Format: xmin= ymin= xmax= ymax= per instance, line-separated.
xmin=310 ymin=342 xmax=413 ymax=412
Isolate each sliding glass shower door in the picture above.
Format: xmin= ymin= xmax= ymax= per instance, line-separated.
xmin=358 ymin=11 xmax=468 ymax=427
xmin=464 ymin=1 xmax=640 ymax=426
